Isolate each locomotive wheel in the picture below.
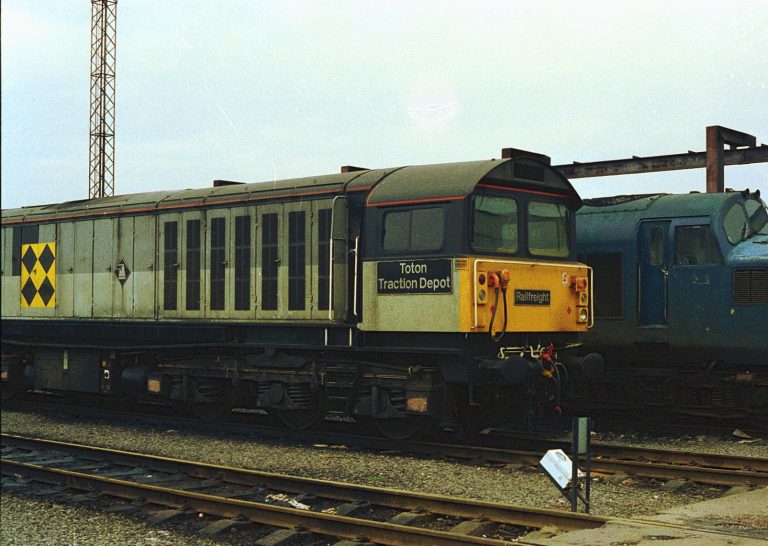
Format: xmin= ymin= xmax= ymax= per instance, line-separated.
xmin=373 ymin=416 xmax=429 ymax=440
xmin=274 ymin=382 xmax=324 ymax=430
xmin=275 ymin=408 xmax=324 ymax=430
xmin=189 ymin=380 xmax=237 ymax=421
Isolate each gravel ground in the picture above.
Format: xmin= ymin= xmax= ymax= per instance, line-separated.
xmin=2 ymin=407 xmax=765 ymax=545
xmin=1 ymin=495 xmax=223 ymax=546
xmin=555 ymin=429 xmax=768 ymax=458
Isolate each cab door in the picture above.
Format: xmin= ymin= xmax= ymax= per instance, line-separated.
xmin=638 ymin=221 xmax=670 ymax=326
xmin=310 ymin=197 xmax=348 ymax=321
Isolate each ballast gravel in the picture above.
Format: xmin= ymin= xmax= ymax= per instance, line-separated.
xmin=2 ymin=407 xmax=766 ymax=545
xmin=1 ymin=495 xmax=223 ymax=546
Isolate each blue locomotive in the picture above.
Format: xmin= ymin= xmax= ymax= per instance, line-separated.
xmin=573 ymin=189 xmax=768 ymax=419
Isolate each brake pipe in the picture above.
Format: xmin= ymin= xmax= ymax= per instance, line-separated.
xmin=488 ymin=270 xmax=510 ymax=342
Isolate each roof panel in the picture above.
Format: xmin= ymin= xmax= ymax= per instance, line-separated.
xmin=2 ymin=156 xmax=579 ymax=224
xmin=365 ymin=160 xmax=506 ymax=206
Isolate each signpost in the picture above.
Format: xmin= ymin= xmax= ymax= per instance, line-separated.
xmin=571 ymin=416 xmax=592 ymax=513
xmin=539 ymin=416 xmax=592 ymax=513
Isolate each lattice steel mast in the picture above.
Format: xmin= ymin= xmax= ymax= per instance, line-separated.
xmin=89 ymin=0 xmax=117 ymax=199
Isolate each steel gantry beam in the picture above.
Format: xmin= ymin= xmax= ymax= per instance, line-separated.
xmin=552 ymin=126 xmax=767 ymax=193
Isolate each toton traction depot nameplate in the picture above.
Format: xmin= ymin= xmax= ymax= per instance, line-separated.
xmin=377 ymin=259 xmax=452 ymax=294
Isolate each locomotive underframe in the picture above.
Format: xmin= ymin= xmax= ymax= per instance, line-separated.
xmin=568 ymin=361 xmax=768 ymax=419
xmin=1 ymin=319 xmax=575 ymax=433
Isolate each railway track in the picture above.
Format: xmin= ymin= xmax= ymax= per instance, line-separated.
xmin=5 ymin=400 xmax=768 ymax=487
xmin=4 ymin=433 xmax=764 ymax=545
xmin=1 ymin=433 xmax=606 ymax=545
xmin=468 ymin=433 xmax=768 ymax=487
xmin=583 ymin=414 xmax=768 ymax=439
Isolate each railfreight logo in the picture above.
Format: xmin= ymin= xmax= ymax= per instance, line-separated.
xmin=377 ymin=259 xmax=452 ymax=294
xmin=514 ymin=289 xmax=550 ymax=306
xmin=20 ymin=242 xmax=56 ymax=308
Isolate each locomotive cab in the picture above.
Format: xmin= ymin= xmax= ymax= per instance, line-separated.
xmin=357 ymin=154 xmax=592 ymax=427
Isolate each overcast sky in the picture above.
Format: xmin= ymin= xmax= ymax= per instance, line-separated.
xmin=2 ymin=0 xmax=766 ymax=210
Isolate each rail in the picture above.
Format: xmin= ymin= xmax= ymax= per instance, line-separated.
xmin=6 ymin=401 xmax=767 ymax=487
xmin=1 ymin=433 xmax=608 ymax=545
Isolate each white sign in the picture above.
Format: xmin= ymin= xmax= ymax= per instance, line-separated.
xmin=539 ymin=449 xmax=584 ymax=489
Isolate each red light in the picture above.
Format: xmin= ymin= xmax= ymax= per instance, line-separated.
xmin=478 ymin=273 xmax=486 ymax=285
xmin=569 ymin=275 xmax=588 ymax=292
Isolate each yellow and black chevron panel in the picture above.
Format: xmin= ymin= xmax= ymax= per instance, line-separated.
xmin=20 ymin=242 xmax=56 ymax=308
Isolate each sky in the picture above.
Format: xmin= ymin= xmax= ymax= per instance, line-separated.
xmin=2 ymin=0 xmax=767 ymax=210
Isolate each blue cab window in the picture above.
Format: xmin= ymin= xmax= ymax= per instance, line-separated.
xmin=675 ymin=225 xmax=722 ymax=265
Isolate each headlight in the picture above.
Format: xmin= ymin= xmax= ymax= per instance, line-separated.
xmin=578 ymin=308 xmax=589 ymax=323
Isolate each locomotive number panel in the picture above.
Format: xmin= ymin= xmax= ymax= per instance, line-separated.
xmin=377 ymin=259 xmax=452 ymax=294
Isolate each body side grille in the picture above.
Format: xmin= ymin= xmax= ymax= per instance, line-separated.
xmin=734 ymin=269 xmax=768 ymax=304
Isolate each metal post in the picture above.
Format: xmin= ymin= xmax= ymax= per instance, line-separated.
xmin=706 ymin=126 xmax=725 ymax=193
xmin=571 ymin=418 xmax=579 ymax=512
xmin=571 ymin=416 xmax=592 ymax=513
xmin=583 ymin=417 xmax=591 ymax=513
xmin=706 ymin=126 xmax=757 ymax=193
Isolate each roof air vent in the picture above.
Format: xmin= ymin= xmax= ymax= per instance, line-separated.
xmin=501 ymin=147 xmax=551 ymax=165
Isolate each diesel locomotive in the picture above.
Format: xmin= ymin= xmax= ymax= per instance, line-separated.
xmin=1 ymin=150 xmax=593 ymax=437
xmin=573 ymin=189 xmax=768 ymax=420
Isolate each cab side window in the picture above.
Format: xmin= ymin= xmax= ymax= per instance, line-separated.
xmin=471 ymin=195 xmax=518 ymax=253
xmin=675 ymin=225 xmax=722 ymax=265
xmin=528 ymin=201 xmax=569 ymax=257
xmin=382 ymin=207 xmax=444 ymax=252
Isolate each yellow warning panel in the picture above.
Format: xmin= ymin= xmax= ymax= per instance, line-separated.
xmin=20 ymin=242 xmax=56 ymax=308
